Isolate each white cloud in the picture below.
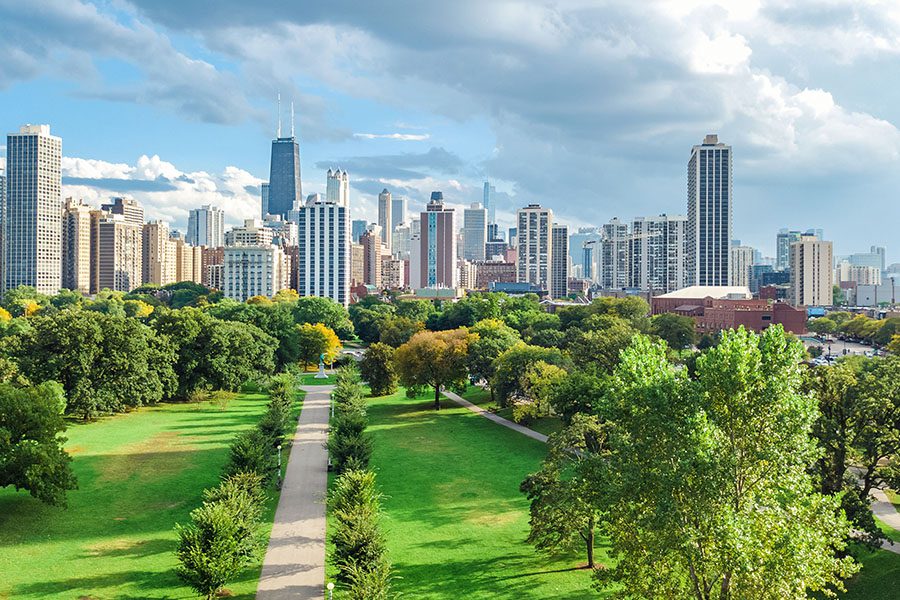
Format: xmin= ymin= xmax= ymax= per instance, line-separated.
xmin=353 ymin=132 xmax=431 ymax=141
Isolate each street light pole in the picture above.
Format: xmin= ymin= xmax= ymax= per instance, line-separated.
xmin=276 ymin=444 xmax=282 ymax=488
xmin=327 ymin=581 xmax=334 ymax=599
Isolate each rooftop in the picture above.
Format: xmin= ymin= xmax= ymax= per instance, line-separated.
xmin=656 ymin=285 xmax=752 ymax=300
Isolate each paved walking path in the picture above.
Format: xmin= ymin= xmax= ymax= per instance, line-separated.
xmin=257 ymin=384 xmax=333 ymax=599
xmin=440 ymin=389 xmax=548 ymax=443
xmin=872 ymin=488 xmax=900 ymax=554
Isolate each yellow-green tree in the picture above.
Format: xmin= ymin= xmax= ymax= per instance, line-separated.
xmin=296 ymin=323 xmax=341 ymax=370
xmin=394 ymin=329 xmax=472 ymax=410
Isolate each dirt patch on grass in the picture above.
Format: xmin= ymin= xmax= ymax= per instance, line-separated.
xmin=96 ymin=431 xmax=197 ymax=484
xmin=467 ymin=510 xmax=521 ymax=528
xmin=84 ymin=538 xmax=137 ymax=556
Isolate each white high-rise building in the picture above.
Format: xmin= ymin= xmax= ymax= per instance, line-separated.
xmin=729 ymin=244 xmax=754 ymax=288
xmin=187 ymin=205 xmax=224 ymax=247
xmin=326 ymin=168 xmax=350 ymax=207
xmin=392 ymin=222 xmax=413 ymax=260
xmin=550 ymin=223 xmax=569 ymax=299
xmin=516 ymin=204 xmax=553 ymax=290
xmin=377 ymin=189 xmax=392 ymax=250
xmin=3 ymin=124 xmax=62 ymax=294
xmin=296 ymin=180 xmax=351 ymax=306
xmin=462 ymin=203 xmax=487 ymax=262
xmin=628 ymin=215 xmax=686 ymax=294
xmin=601 ymin=218 xmax=629 ymax=289
xmin=226 ymin=219 xmax=274 ymax=247
xmin=790 ymin=236 xmax=833 ymax=307
xmin=223 ymin=245 xmax=290 ymax=301
xmin=391 ymin=195 xmax=407 ymax=231
xmin=687 ymin=134 xmax=732 ymax=286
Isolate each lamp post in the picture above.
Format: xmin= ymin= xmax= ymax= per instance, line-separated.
xmin=276 ymin=444 xmax=282 ymax=489
xmin=327 ymin=581 xmax=334 ymax=599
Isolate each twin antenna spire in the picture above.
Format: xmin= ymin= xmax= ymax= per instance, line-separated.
xmin=275 ymin=92 xmax=295 ymax=138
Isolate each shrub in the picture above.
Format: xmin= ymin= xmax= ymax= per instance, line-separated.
xmin=224 ymin=428 xmax=278 ymax=483
xmin=327 ymin=428 xmax=373 ymax=474
xmin=330 ymin=470 xmax=388 ymax=586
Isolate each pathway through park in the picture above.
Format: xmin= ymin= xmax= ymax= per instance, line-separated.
xmin=257 ymin=384 xmax=332 ymax=600
xmin=441 ymin=388 xmax=548 ymax=443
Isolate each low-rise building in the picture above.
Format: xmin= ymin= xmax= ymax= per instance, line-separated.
xmin=652 ymin=286 xmax=806 ymax=334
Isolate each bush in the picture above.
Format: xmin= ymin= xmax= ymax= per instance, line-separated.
xmin=330 ymin=469 xmax=389 ymax=589
xmin=225 ymin=429 xmax=278 ymax=483
xmin=328 ymin=428 xmax=373 ymax=474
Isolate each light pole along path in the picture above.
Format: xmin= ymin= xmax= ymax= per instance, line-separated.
xmin=257 ymin=383 xmax=334 ymax=600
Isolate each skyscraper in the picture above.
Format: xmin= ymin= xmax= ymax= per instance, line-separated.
xmin=296 ymin=189 xmax=350 ymax=306
xmin=687 ymin=134 xmax=732 ymax=287
xmin=268 ymin=103 xmax=302 ymax=219
xmin=3 ymin=124 xmax=62 ymax=294
xmin=187 ymin=205 xmax=225 ymax=247
xmin=101 ymin=196 xmax=144 ymax=225
xmin=462 ymin=203 xmax=487 ymax=262
xmin=790 ymin=236 xmax=833 ymax=307
xmin=260 ymin=182 xmax=270 ymax=218
xmin=776 ymin=229 xmax=801 ymax=272
xmin=601 ymin=217 xmax=629 ymax=289
xmin=142 ymin=221 xmax=176 ymax=285
xmin=628 ymin=214 xmax=687 ymax=293
xmin=360 ymin=227 xmax=383 ymax=288
xmin=326 ymin=169 xmax=349 ymax=207
xmin=62 ymin=198 xmax=93 ymax=294
xmin=96 ymin=214 xmax=143 ymax=292
xmin=550 ymin=223 xmax=569 ymax=299
xmin=516 ymin=204 xmax=553 ymax=290
xmin=416 ymin=192 xmax=457 ymax=288
xmin=391 ymin=195 xmax=407 ymax=231
xmin=483 ymin=181 xmax=497 ymax=224
xmin=729 ymin=245 xmax=754 ymax=288
xmin=377 ymin=189 xmax=392 ymax=249
xmin=351 ymin=219 xmax=368 ymax=244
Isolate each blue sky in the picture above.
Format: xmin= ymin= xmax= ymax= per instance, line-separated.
xmin=1 ymin=1 xmax=898 ymax=264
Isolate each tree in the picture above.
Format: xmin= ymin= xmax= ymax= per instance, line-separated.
xmin=511 ymin=360 xmax=567 ymax=424
xmin=565 ymin=315 xmax=638 ymax=374
xmin=394 ymin=329 xmax=472 ymax=410
xmin=833 ymin=284 xmax=845 ymax=306
xmin=593 ymin=328 xmax=858 ymax=599
xmin=349 ymin=302 xmax=395 ymax=343
xmin=808 ymin=317 xmax=837 ymax=336
xmin=1 ymin=286 xmax=49 ymax=317
xmin=360 ymin=343 xmax=398 ymax=396
xmin=0 ymin=381 xmax=77 ymax=506
xmin=296 ymin=323 xmax=341 ymax=370
xmin=521 ymin=413 xmax=606 ymax=568
xmin=491 ymin=343 xmax=568 ymax=407
xmin=294 ymin=296 xmax=354 ymax=339
xmin=330 ymin=469 xmax=390 ymax=593
xmin=378 ymin=316 xmax=423 ymax=348
xmin=650 ymin=313 xmax=696 ymax=349
xmin=889 ymin=334 xmax=900 ymax=354
xmin=466 ymin=318 xmax=521 ymax=404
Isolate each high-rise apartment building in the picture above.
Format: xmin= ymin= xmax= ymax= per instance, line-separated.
xmin=225 ymin=219 xmax=274 ymax=247
xmin=483 ymin=181 xmax=497 ymax=224
xmin=687 ymin=134 xmax=732 ymax=286
xmin=550 ymin=223 xmax=569 ymax=299
xmin=296 ymin=191 xmax=350 ymax=307
xmin=730 ymin=244 xmax=754 ymax=288
xmin=360 ymin=228 xmax=383 ymax=288
xmin=835 ymin=261 xmax=881 ymax=286
xmin=223 ymin=245 xmax=289 ymax=301
xmin=187 ymin=205 xmax=224 ymax=247
xmin=268 ymin=114 xmax=302 ymax=218
xmin=96 ymin=215 xmax=143 ymax=292
xmin=789 ymin=236 xmax=833 ymax=307
xmin=462 ymin=203 xmax=487 ymax=262
xmin=142 ymin=221 xmax=176 ymax=285
xmin=260 ymin=183 xmax=270 ymax=218
xmin=391 ymin=195 xmax=407 ymax=232
xmin=872 ymin=246 xmax=886 ymax=272
xmin=3 ymin=124 xmax=62 ymax=294
xmin=377 ymin=189 xmax=392 ymax=250
xmin=416 ymin=192 xmax=457 ymax=288
xmin=326 ymin=168 xmax=349 ymax=207
xmin=601 ymin=218 xmax=629 ymax=289
xmin=392 ymin=222 xmax=412 ymax=259
xmin=516 ymin=204 xmax=553 ymax=290
xmin=101 ymin=197 xmax=144 ymax=226
xmin=628 ymin=214 xmax=686 ymax=293
xmin=61 ymin=198 xmax=93 ymax=294
xmin=776 ymin=230 xmax=801 ymax=272
xmin=173 ymin=237 xmax=203 ymax=283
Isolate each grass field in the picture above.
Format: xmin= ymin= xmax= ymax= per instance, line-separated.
xmin=299 ymin=372 xmax=337 ymax=386
xmin=327 ymin=388 xmax=605 ymax=599
xmin=460 ymin=384 xmax=564 ymax=437
xmin=0 ymin=391 xmax=301 ymax=600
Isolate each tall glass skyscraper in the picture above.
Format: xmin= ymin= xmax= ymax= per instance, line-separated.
xmin=260 ymin=183 xmax=270 ymax=218
xmin=686 ymin=134 xmax=732 ymax=287
xmin=483 ymin=181 xmax=497 ymax=224
xmin=268 ymin=136 xmax=302 ymax=219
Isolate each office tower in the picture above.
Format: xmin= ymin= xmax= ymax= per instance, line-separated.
xmin=776 ymin=229 xmax=801 ymax=271
xmin=416 ymin=192 xmax=457 ymax=288
xmin=96 ymin=215 xmax=143 ymax=292
xmin=516 ymin=204 xmax=553 ymax=290
xmin=3 ymin=124 xmax=62 ymax=294
xmin=789 ymin=236 xmax=833 ymax=307
xmin=871 ymin=246 xmax=886 ymax=272
xmin=268 ymin=101 xmax=302 ymax=219
xmin=391 ymin=195 xmax=407 ymax=231
xmin=260 ymin=182 xmax=270 ymax=218
xmin=377 ymin=189 xmax=392 ymax=249
xmin=686 ymin=134 xmax=732 ymax=286
xmin=186 ymin=205 xmax=225 ymax=247
xmin=225 ymin=219 xmax=274 ymax=246
xmin=223 ymin=245 xmax=290 ymax=301
xmin=360 ymin=228 xmax=383 ymax=288
xmin=61 ymin=198 xmax=93 ymax=294
xmin=550 ymin=223 xmax=569 ymax=299
xmin=847 ymin=251 xmax=884 ymax=270
xmin=326 ymin=168 xmax=349 ymax=207
xmin=142 ymin=221 xmax=176 ymax=285
xmin=392 ymin=222 xmax=412 ymax=259
xmin=297 ymin=191 xmax=350 ymax=306
xmin=601 ymin=217 xmax=629 ymax=289
xmin=485 ymin=239 xmax=507 ymax=261
xmin=462 ymin=203 xmax=487 ymax=262
xmin=350 ymin=243 xmax=365 ymax=287
xmin=508 ymin=227 xmax=518 ymax=249
xmin=628 ymin=214 xmax=687 ymax=294
xmin=351 ymin=219 xmax=368 ymax=244
xmin=729 ymin=245 xmax=754 ymax=287
xmin=101 ymin=196 xmax=144 ymax=226
xmin=483 ymin=181 xmax=497 ymax=224
xmin=568 ymin=227 xmax=601 ymax=274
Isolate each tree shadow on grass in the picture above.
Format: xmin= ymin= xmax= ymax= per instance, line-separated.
xmin=80 ymin=537 xmax=174 ymax=560
xmin=12 ymin=570 xmax=171 ymax=599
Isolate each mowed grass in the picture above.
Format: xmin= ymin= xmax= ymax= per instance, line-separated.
xmin=0 ymin=392 xmax=299 ymax=599
xmin=460 ymin=384 xmax=564 ymax=437
xmin=327 ymin=389 xmax=605 ymax=599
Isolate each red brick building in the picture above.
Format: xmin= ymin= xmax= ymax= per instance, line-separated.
xmin=652 ymin=286 xmax=807 ymax=334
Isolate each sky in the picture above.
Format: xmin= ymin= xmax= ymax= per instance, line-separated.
xmin=0 ymin=0 xmax=898 ymax=263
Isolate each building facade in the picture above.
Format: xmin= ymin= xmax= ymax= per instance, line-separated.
xmin=268 ymin=133 xmax=302 ymax=219
xmin=223 ymin=245 xmax=289 ymax=301
xmin=377 ymin=189 xmax=392 ymax=250
xmin=483 ymin=181 xmax=497 ymax=225
xmin=360 ymin=228 xmax=383 ymax=288
xmin=62 ymin=198 xmax=93 ymax=294
xmin=187 ymin=205 xmax=224 ymax=247
xmin=325 ymin=168 xmax=349 ymax=207
xmin=391 ymin=195 xmax=407 ymax=232
xmin=628 ymin=215 xmax=686 ymax=294
xmin=687 ymin=134 xmax=732 ymax=287
xmin=226 ymin=219 xmax=274 ymax=247
xmin=416 ymin=192 xmax=457 ymax=288
xmin=462 ymin=203 xmax=487 ymax=262
xmin=550 ymin=223 xmax=569 ymax=299
xmin=96 ymin=215 xmax=143 ymax=292
xmin=601 ymin=218 xmax=629 ymax=289
xmin=730 ymin=245 xmax=754 ymax=288
xmin=101 ymin=197 xmax=144 ymax=226
xmin=516 ymin=204 xmax=552 ymax=290
xmin=789 ymin=236 xmax=833 ymax=307
xmin=3 ymin=124 xmax=62 ymax=294
xmin=296 ymin=194 xmax=350 ymax=306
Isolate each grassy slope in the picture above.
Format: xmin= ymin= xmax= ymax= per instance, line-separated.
xmin=327 ymin=389 xmax=606 ymax=599
xmin=0 ymin=391 xmax=301 ymax=600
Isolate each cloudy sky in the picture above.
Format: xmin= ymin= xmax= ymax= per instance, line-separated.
xmin=1 ymin=0 xmax=898 ymax=262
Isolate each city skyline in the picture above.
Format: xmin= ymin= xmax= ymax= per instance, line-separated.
xmin=0 ymin=3 xmax=898 ymax=262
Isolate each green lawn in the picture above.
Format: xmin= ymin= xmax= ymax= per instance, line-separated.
xmin=299 ymin=372 xmax=337 ymax=386
xmin=327 ymin=388 xmax=605 ymax=598
xmin=0 ymin=391 xmax=301 ymax=599
xmin=839 ymin=547 xmax=900 ymax=600
xmin=459 ymin=384 xmax=564 ymax=437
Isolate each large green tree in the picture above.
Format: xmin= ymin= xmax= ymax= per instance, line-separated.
xmin=650 ymin=312 xmax=696 ymax=349
xmin=360 ymin=343 xmax=398 ymax=396
xmin=394 ymin=329 xmax=472 ymax=410
xmin=593 ymin=328 xmax=858 ymax=599
xmin=466 ymin=318 xmax=521 ymax=404
xmin=0 ymin=381 xmax=77 ymax=506
xmin=294 ymin=296 xmax=354 ymax=339
xmin=491 ymin=343 xmax=568 ymax=407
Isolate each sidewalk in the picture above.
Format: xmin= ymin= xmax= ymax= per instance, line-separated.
xmin=440 ymin=389 xmax=548 ymax=443
xmin=257 ymin=385 xmax=333 ymax=599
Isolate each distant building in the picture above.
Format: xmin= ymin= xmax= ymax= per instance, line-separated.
xmin=142 ymin=221 xmax=176 ymax=285
xmin=297 ymin=191 xmax=350 ymax=307
xmin=483 ymin=181 xmax=497 ymax=224
xmin=415 ymin=192 xmax=457 ymax=288
xmin=392 ymin=222 xmax=413 ymax=259
xmin=550 ymin=223 xmax=569 ymax=299
xmin=96 ymin=215 xmax=143 ymax=292
xmin=835 ymin=261 xmax=881 ymax=286
xmin=462 ymin=203 xmax=487 ymax=262
xmin=652 ymin=286 xmax=806 ymax=334
xmin=187 ymin=205 xmax=224 ymax=247
xmin=458 ymin=259 xmax=478 ymax=290
xmin=391 ymin=195 xmax=407 ymax=232
xmin=202 ymin=246 xmax=224 ymax=289
xmin=729 ymin=245 xmax=754 ymax=288
xmin=101 ymin=196 xmax=144 ymax=226
xmin=377 ymin=189 xmax=392 ymax=250
xmin=360 ymin=228 xmax=383 ymax=289
xmin=687 ymin=134 xmax=731 ymax=286
xmin=325 ymin=168 xmax=349 ymax=207
xmin=516 ymin=204 xmax=552 ymax=290
xmin=628 ymin=215 xmax=686 ymax=294
xmin=474 ymin=259 xmax=516 ymax=290
xmin=382 ymin=257 xmax=406 ymax=290
xmin=268 ymin=117 xmax=302 ymax=219
xmin=350 ymin=243 xmax=365 ymax=287
xmin=223 ymin=245 xmax=289 ymax=301
xmin=790 ymin=236 xmax=833 ymax=307
xmin=61 ymin=198 xmax=93 ymax=294
xmin=260 ymin=182 xmax=270 ymax=218
xmin=600 ymin=218 xmax=629 ymax=289
xmin=351 ymin=219 xmax=368 ymax=244
xmin=226 ymin=219 xmax=274 ymax=247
